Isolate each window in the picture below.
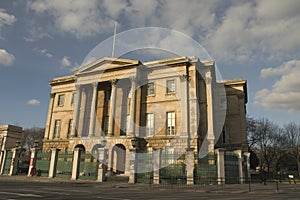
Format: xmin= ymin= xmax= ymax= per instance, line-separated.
xmin=67 ymin=119 xmax=73 ymax=138
xmin=57 ymin=94 xmax=65 ymax=106
xmin=166 ymin=112 xmax=175 ymax=135
xmin=54 ymin=120 xmax=61 ymax=138
xmin=147 ymin=82 xmax=155 ymax=96
xmin=71 ymin=93 xmax=76 ymax=105
xmin=146 ymin=113 xmax=154 ymax=137
xmin=103 ymin=116 xmax=109 ymax=135
xmin=166 ymin=80 xmax=175 ymax=94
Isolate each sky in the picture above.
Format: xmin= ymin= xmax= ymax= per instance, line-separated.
xmin=0 ymin=0 xmax=299 ymax=129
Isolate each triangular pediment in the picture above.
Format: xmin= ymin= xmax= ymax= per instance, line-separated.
xmin=75 ymin=57 xmax=140 ymax=75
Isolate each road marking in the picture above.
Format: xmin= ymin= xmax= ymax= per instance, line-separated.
xmin=0 ymin=191 xmax=42 ymax=197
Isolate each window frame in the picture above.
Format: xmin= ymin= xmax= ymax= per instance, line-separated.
xmin=166 ymin=79 xmax=176 ymax=94
xmin=166 ymin=111 xmax=176 ymax=135
xmin=54 ymin=120 xmax=61 ymax=138
xmin=146 ymin=113 xmax=154 ymax=137
xmin=57 ymin=94 xmax=65 ymax=107
xmin=147 ymin=82 xmax=155 ymax=96
xmin=67 ymin=119 xmax=73 ymax=138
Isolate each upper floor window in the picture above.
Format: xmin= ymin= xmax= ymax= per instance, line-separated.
xmin=57 ymin=94 xmax=65 ymax=107
xmin=54 ymin=120 xmax=61 ymax=138
xmin=146 ymin=113 xmax=154 ymax=137
xmin=166 ymin=80 xmax=175 ymax=94
xmin=166 ymin=111 xmax=175 ymax=135
xmin=147 ymin=82 xmax=155 ymax=96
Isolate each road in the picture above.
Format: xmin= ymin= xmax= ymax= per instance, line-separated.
xmin=0 ymin=176 xmax=299 ymax=200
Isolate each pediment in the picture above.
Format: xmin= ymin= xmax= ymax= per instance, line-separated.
xmin=75 ymin=57 xmax=140 ymax=75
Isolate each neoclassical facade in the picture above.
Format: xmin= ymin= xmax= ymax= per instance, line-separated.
xmin=43 ymin=57 xmax=248 ymax=174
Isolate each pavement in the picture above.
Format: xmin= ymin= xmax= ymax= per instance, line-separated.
xmin=0 ymin=175 xmax=300 ymax=199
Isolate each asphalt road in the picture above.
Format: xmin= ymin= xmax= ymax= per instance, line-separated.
xmin=0 ymin=176 xmax=299 ymax=200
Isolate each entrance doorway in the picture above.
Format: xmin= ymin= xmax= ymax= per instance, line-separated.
xmin=111 ymin=144 xmax=126 ymax=174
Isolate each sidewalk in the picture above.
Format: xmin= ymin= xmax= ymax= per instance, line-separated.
xmin=1 ymin=175 xmax=299 ymax=195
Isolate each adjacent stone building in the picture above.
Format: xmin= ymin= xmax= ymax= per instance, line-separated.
xmin=43 ymin=56 xmax=248 ymax=175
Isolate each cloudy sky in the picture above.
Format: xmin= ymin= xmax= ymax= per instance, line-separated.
xmin=0 ymin=0 xmax=299 ymax=128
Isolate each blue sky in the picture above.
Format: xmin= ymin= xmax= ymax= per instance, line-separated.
xmin=0 ymin=0 xmax=299 ymax=128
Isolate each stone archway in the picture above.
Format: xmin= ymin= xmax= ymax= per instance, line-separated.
xmin=111 ymin=144 xmax=126 ymax=174
xmin=74 ymin=144 xmax=86 ymax=152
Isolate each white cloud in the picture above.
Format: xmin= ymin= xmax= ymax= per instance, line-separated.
xmin=27 ymin=0 xmax=114 ymax=39
xmin=0 ymin=49 xmax=15 ymax=66
xmin=61 ymin=56 xmax=71 ymax=67
xmin=34 ymin=48 xmax=53 ymax=58
xmin=254 ymin=59 xmax=300 ymax=111
xmin=26 ymin=99 xmax=40 ymax=106
xmin=260 ymin=60 xmax=300 ymax=79
xmin=0 ymin=9 xmax=17 ymax=38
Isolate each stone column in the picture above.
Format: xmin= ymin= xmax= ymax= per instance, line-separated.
xmin=0 ymin=150 xmax=6 ymax=175
xmin=128 ymin=77 xmax=136 ymax=137
xmin=216 ymin=149 xmax=225 ymax=185
xmin=9 ymin=148 xmax=20 ymax=176
xmin=206 ymin=71 xmax=215 ymax=152
xmin=244 ymin=152 xmax=251 ymax=182
xmin=128 ymin=148 xmax=137 ymax=184
xmin=88 ymin=82 xmax=98 ymax=137
xmin=97 ymin=148 xmax=108 ymax=182
xmin=44 ymin=93 xmax=56 ymax=139
xmin=49 ymin=148 xmax=60 ymax=178
xmin=186 ymin=148 xmax=194 ymax=185
xmin=235 ymin=150 xmax=244 ymax=184
xmin=108 ymin=79 xmax=117 ymax=136
xmin=72 ymin=85 xmax=82 ymax=137
xmin=153 ymin=148 xmax=162 ymax=184
xmin=180 ymin=74 xmax=190 ymax=148
xmin=0 ymin=150 xmax=4 ymax=173
xmin=28 ymin=147 xmax=38 ymax=176
xmin=106 ymin=148 xmax=113 ymax=177
xmin=71 ymin=148 xmax=80 ymax=180
xmin=125 ymin=148 xmax=131 ymax=175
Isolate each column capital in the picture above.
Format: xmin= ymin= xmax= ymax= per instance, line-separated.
xmin=91 ymin=82 xmax=98 ymax=88
xmin=50 ymin=93 xmax=56 ymax=98
xmin=205 ymin=71 xmax=212 ymax=84
xmin=180 ymin=74 xmax=190 ymax=82
xmin=110 ymin=79 xmax=118 ymax=86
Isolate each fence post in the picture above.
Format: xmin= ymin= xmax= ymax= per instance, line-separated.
xmin=0 ymin=150 xmax=6 ymax=174
xmin=97 ymin=148 xmax=108 ymax=182
xmin=71 ymin=148 xmax=80 ymax=180
xmin=216 ymin=148 xmax=225 ymax=185
xmin=128 ymin=148 xmax=137 ymax=184
xmin=153 ymin=148 xmax=162 ymax=184
xmin=235 ymin=150 xmax=244 ymax=184
xmin=9 ymin=148 xmax=20 ymax=176
xmin=48 ymin=148 xmax=60 ymax=178
xmin=243 ymin=152 xmax=251 ymax=182
xmin=28 ymin=147 xmax=38 ymax=176
xmin=186 ymin=148 xmax=195 ymax=185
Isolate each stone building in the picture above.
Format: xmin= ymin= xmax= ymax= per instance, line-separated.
xmin=0 ymin=125 xmax=23 ymax=151
xmin=43 ymin=57 xmax=248 ymax=175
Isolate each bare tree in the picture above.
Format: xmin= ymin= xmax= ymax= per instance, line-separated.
xmin=284 ymin=122 xmax=300 ymax=177
xmin=248 ymin=118 xmax=280 ymax=174
xmin=19 ymin=127 xmax=44 ymax=163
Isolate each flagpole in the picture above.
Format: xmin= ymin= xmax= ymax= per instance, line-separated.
xmin=112 ymin=21 xmax=117 ymax=58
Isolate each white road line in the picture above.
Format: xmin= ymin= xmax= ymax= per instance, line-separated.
xmin=0 ymin=191 xmax=42 ymax=197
